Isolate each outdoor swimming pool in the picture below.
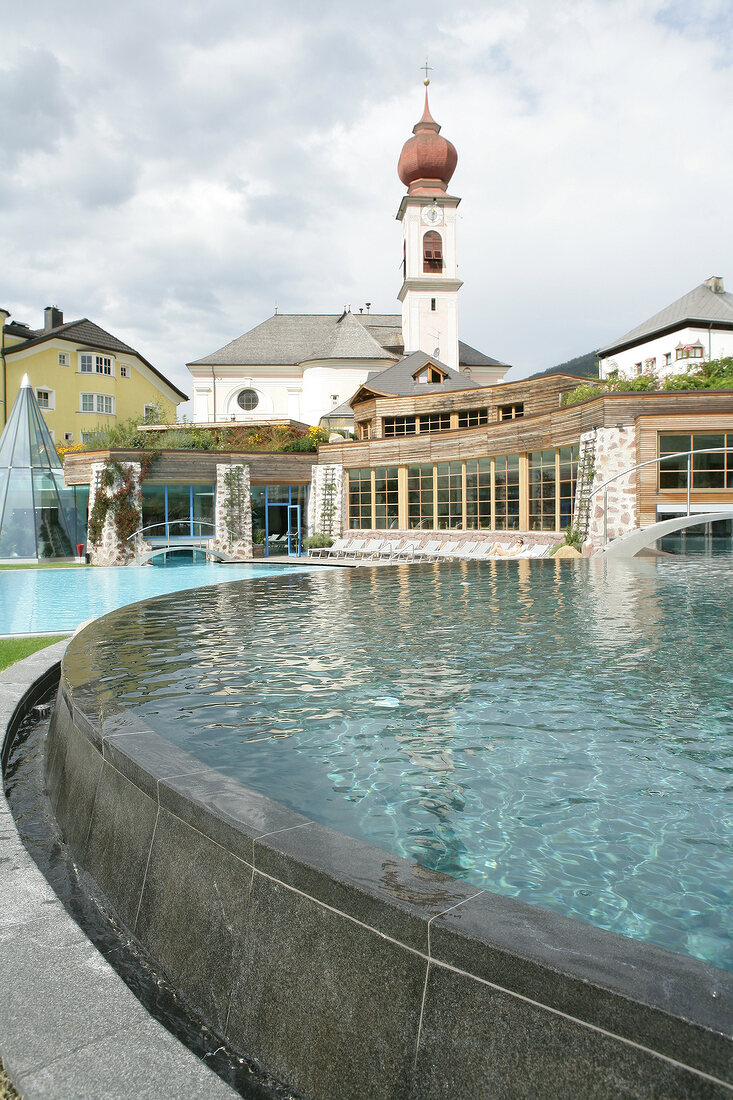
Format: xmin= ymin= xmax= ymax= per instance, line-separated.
xmin=0 ymin=561 xmax=320 ymax=635
xmin=60 ymin=557 xmax=733 ymax=970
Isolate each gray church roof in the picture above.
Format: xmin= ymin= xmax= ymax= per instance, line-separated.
xmin=189 ymin=313 xmax=394 ymax=368
xmin=600 ymin=278 xmax=733 ymax=355
xmin=354 ymin=351 xmax=483 ymax=399
xmin=189 ymin=311 xmax=509 ymax=370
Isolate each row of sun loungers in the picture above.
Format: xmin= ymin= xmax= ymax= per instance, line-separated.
xmin=309 ymin=537 xmax=551 ymax=562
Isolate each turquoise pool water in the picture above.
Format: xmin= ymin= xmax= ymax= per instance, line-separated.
xmin=65 ymin=558 xmax=733 ymax=969
xmin=0 ymin=561 xmax=319 ymax=635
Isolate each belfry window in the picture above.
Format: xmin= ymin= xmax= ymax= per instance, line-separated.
xmin=423 ymin=231 xmax=443 ymax=273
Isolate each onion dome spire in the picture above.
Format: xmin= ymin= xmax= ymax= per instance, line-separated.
xmin=397 ymin=82 xmax=457 ymax=196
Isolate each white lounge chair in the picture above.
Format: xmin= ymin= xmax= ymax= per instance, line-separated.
xmin=341 ymin=538 xmax=368 ymax=559
xmin=359 ymin=539 xmax=391 ymax=560
xmin=391 ymin=539 xmax=420 ymax=561
xmin=413 ymin=539 xmax=444 ymax=560
xmin=464 ymin=543 xmax=495 ymax=561
xmin=310 ymin=537 xmax=349 ymax=558
xmin=441 ymin=541 xmax=479 ymax=560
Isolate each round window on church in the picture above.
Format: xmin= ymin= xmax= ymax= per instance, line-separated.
xmin=237 ymin=389 xmax=259 ymax=411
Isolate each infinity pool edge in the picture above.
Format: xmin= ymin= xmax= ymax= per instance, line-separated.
xmin=44 ymin=623 xmax=733 ymax=1100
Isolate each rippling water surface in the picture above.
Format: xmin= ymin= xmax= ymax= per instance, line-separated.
xmin=69 ymin=558 xmax=733 ymax=969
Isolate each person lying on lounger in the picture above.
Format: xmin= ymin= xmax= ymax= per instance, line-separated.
xmin=490 ymin=537 xmax=525 ymax=557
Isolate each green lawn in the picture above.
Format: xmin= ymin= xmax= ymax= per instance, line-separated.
xmin=0 ymin=636 xmax=70 ymax=672
xmin=0 ymin=562 xmax=87 ymax=570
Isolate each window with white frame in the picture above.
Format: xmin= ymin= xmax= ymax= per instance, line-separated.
xmin=36 ymin=388 xmax=55 ymax=410
xmin=80 ymin=353 xmax=113 ymax=375
xmin=119 ymin=364 xmax=130 ymax=378
xmin=64 ymin=432 xmax=74 ymax=443
xmin=81 ymin=393 xmax=114 ymax=415
xmin=58 ymin=351 xmax=70 ymax=366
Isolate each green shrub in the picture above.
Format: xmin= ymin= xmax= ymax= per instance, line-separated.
xmin=561 ymin=383 xmax=604 ymax=406
xmin=662 ymin=356 xmax=733 ymax=391
xmin=302 ymin=533 xmax=334 ymax=550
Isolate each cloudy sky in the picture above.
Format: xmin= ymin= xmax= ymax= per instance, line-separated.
xmin=3 ymin=0 xmax=733 ymax=411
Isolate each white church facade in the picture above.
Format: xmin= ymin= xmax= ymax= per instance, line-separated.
xmin=186 ymin=89 xmax=509 ymax=428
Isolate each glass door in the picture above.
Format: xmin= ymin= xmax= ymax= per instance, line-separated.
xmin=288 ymin=504 xmax=301 ymax=556
xmin=266 ymin=503 xmax=289 ymax=556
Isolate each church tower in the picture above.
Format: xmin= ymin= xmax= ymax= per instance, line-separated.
xmin=396 ymin=83 xmax=461 ymax=370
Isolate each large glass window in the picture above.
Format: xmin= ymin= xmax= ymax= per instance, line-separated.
xmin=193 ymin=485 xmax=215 ymax=536
xmin=141 ymin=485 xmax=166 ymax=535
xmin=458 ymin=408 xmax=489 ymax=429
xmin=142 ymin=484 xmax=215 ymax=538
xmin=420 ymin=413 xmax=450 ymax=433
xmin=436 ymin=462 xmax=462 ymax=529
xmin=494 ymin=455 xmax=520 ymax=529
xmin=659 ymin=433 xmax=733 ymax=489
xmin=407 ymin=464 xmax=434 ymax=529
xmin=384 ymin=416 xmax=417 ymax=437
xmin=374 ymin=467 xmax=399 ymax=529
xmin=166 ymin=485 xmax=191 ymax=536
xmin=558 ymin=445 xmax=579 ymax=529
xmin=348 ymin=468 xmax=372 ymax=529
xmin=529 ymin=450 xmax=557 ymax=531
xmin=659 ymin=434 xmax=691 ymax=489
xmin=466 ymin=458 xmax=492 ymax=529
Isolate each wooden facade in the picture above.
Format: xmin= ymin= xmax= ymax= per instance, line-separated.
xmin=62 ymin=449 xmax=317 ymax=487
xmin=636 ymin=412 xmax=733 ymax=525
xmin=325 ymin=389 xmax=733 ymax=536
xmin=352 ymin=373 xmax=590 ymax=440
xmin=326 ymin=390 xmax=733 ymax=470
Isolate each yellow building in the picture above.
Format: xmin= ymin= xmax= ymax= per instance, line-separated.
xmin=0 ymin=306 xmax=187 ymax=444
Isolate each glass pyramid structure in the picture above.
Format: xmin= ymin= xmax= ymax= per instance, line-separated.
xmin=0 ymin=376 xmax=84 ymax=559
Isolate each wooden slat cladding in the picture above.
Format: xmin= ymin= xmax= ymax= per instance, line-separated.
xmin=636 ymin=413 xmax=733 ymax=525
xmin=63 ymin=449 xmax=317 ymax=486
xmin=326 ymin=391 xmax=733 ymax=469
xmin=353 ymin=372 xmax=585 ymax=438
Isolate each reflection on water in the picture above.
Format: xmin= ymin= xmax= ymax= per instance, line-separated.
xmin=66 ymin=558 xmax=733 ymax=970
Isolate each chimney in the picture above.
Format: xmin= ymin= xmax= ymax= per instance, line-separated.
xmin=704 ymin=276 xmax=724 ymax=294
xmin=44 ymin=306 xmax=63 ymax=330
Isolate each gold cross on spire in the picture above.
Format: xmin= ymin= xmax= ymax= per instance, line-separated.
xmin=421 ymin=57 xmax=432 ymax=86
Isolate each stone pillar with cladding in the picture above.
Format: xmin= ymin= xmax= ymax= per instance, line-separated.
xmin=211 ymin=463 xmax=252 ymax=560
xmin=586 ymin=426 xmax=639 ymax=550
xmin=87 ymin=460 xmax=144 ymax=566
xmin=308 ymin=463 xmax=344 ymax=537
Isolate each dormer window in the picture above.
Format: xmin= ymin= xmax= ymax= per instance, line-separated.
xmin=414 ymin=363 xmax=445 ymax=384
xmin=423 ymin=231 xmax=443 ymax=273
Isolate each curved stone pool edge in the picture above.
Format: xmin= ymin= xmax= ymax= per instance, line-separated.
xmin=0 ymin=643 xmax=238 ymax=1100
xmin=47 ymin=642 xmax=733 ymax=1099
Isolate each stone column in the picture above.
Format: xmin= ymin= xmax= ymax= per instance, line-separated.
xmin=308 ymin=463 xmax=344 ymax=537
xmin=586 ymin=426 xmax=638 ymax=550
xmin=211 ymin=463 xmax=252 ymax=560
xmin=87 ymin=461 xmax=144 ymax=566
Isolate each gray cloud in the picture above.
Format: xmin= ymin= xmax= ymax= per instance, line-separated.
xmin=2 ymin=0 xmax=733 ymax=408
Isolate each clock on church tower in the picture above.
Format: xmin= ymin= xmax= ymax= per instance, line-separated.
xmin=396 ymin=84 xmax=462 ymax=370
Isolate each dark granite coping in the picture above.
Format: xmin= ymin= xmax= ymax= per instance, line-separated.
xmin=0 ymin=644 xmax=238 ymax=1100
xmin=57 ymin=638 xmax=733 ymax=1091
